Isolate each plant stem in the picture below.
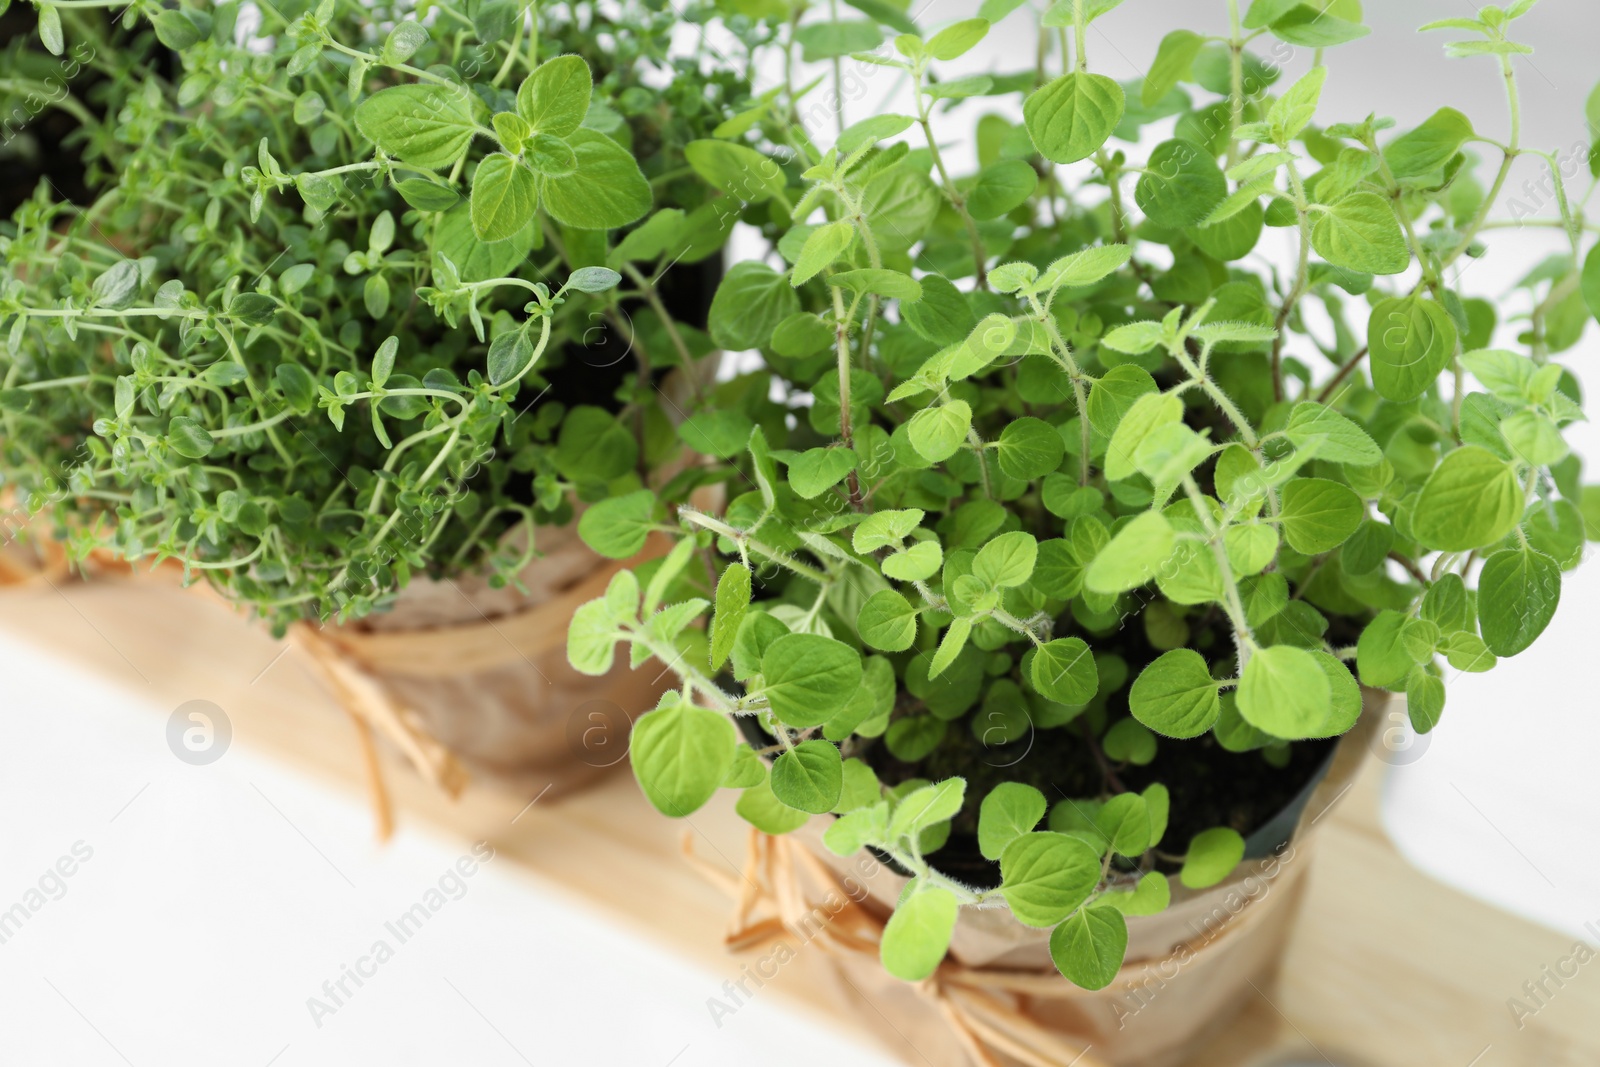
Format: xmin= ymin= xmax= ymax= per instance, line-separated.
xmin=914 ymin=67 xmax=989 ymax=290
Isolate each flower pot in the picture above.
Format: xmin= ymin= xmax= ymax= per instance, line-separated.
xmin=702 ymin=695 xmax=1387 ymax=1067
xmin=294 ymin=518 xmax=674 ymax=806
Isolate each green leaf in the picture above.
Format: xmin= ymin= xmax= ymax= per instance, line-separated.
xmin=797 ymin=19 xmax=883 ymax=61
xmin=565 ymin=266 xmax=622 ymax=294
xmin=978 ymin=783 xmax=1047 ymax=861
xmin=152 ymin=8 xmax=203 ymax=50
xmin=1342 ymin=520 xmax=1394 ymax=575
xmin=630 ymin=701 xmax=737 ymax=817
xmin=90 ymin=260 xmax=141 ymax=310
xmin=1284 ymin=402 xmax=1382 ymax=466
xmin=1031 ymin=638 xmax=1099 ymax=704
xmin=1237 ymin=644 xmax=1332 ymax=739
xmin=901 ymin=274 xmax=975 ymax=345
xmin=1104 ymin=392 xmax=1182 ymax=481
xmin=1412 ymin=446 xmax=1524 ymax=552
xmin=396 ymin=178 xmax=461 ymax=212
xmin=760 ymin=634 xmax=863 ymax=728
xmin=685 ymin=139 xmax=788 ymax=203
xmin=889 ymin=779 xmax=967 ymax=840
xmin=1385 ymin=107 xmax=1473 ymax=179
xmin=883 ymin=540 xmax=944 ymax=582
xmin=928 ymin=618 xmax=972 ymax=679
xmin=1356 ymin=609 xmax=1413 ymax=688
xmin=736 ymin=778 xmax=811 ymax=834
xmin=787 ymin=446 xmax=857 ymax=498
xmin=1500 ymin=410 xmax=1568 ymax=467
xmin=709 ymin=261 xmax=800 ymax=351
xmin=880 ymin=885 xmax=959 ymax=981
xmin=927 ymin=17 xmax=990 ymax=59
xmin=967 ymin=159 xmax=1039 ymax=220
xmin=485 ymin=328 xmax=532 ymax=386
xmin=710 ymin=563 xmax=751 ymax=670
xmin=861 ymin=165 xmax=941 ymax=253
xmin=1050 ymin=906 xmax=1128 ymax=991
xmin=470 ymin=154 xmax=539 ymax=241
xmin=1280 ymin=477 xmax=1363 ymax=554
xmin=1037 ymin=243 xmax=1134 ymax=294
xmin=434 ymin=203 xmax=534 ymax=282
xmin=907 ymin=401 xmax=973 ymax=462
xmin=722 ymin=745 xmax=766 ymax=790
xmin=1143 ymin=29 xmax=1205 ymax=107
xmin=837 ymin=113 xmax=916 ymax=153
xmin=1129 ymin=649 xmax=1220 ymax=738
xmin=1024 ymin=72 xmax=1125 ymax=164
xmin=858 ymin=590 xmax=919 ymax=652
xmin=167 ymin=416 xmax=214 ymax=459
xmin=537 ymin=129 xmax=651 ymax=229
xmin=1085 ymin=511 xmax=1176 ymax=594
xmin=1179 ymin=827 xmax=1245 ymax=889
xmin=853 ymin=508 xmax=925 ymax=552
xmin=516 ymin=54 xmax=592 ymax=136
xmin=1135 ymin=139 xmax=1227 ymax=228
xmin=1134 ymin=422 xmax=1212 ymax=488
xmin=1312 ymin=193 xmax=1409 ymax=275
xmin=382 ymin=19 xmax=429 ymax=62
xmin=1102 ymin=871 xmax=1171 ymax=916
xmin=568 ymin=596 xmax=620 ymax=675
xmin=556 ymin=405 xmax=636 ymax=482
xmin=37 ymin=4 xmax=63 ymax=53
xmin=1407 ymin=669 xmax=1446 ymax=733
xmin=1582 ymin=243 xmax=1600 ymax=325
xmin=229 ymin=292 xmax=277 ymax=326
xmin=526 ymin=133 xmax=577 ymax=175
xmin=1367 ymin=296 xmax=1457 ymax=402
xmin=576 ymin=490 xmax=655 ymax=559
xmin=731 ymin=611 xmax=789 ymax=682
xmin=995 ymin=417 xmax=1066 ymax=480
xmin=999 ymin=832 xmax=1101 ymax=927
xmin=1095 ymin=793 xmax=1152 ymax=857
xmin=972 ymin=531 xmax=1038 ymax=588
xmin=830 ymin=269 xmax=922 ymax=303
xmin=792 ymin=221 xmax=856 ymax=286
xmin=771 ymin=740 xmax=844 ymax=814
xmin=1266 ymin=66 xmax=1326 ymax=143
xmin=1087 ymin=365 xmax=1158 ymax=436
xmin=1477 ymin=548 xmax=1561 ymax=656
xmin=1266 ymin=6 xmax=1369 ymax=46
xmin=834 ymin=758 xmax=883 ymax=813
xmin=355 ymin=84 xmax=477 ymax=170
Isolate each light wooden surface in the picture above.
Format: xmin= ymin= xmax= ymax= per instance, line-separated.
xmin=1 ymin=573 xmax=1595 ymax=1067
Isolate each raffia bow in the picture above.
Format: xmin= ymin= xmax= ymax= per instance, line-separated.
xmin=686 ymin=828 xmax=1119 ymax=1067
xmin=686 ymin=824 xmax=1317 ymax=1067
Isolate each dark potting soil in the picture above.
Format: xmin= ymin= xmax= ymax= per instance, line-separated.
xmin=860 ymin=610 xmax=1340 ymax=892
xmin=535 ymin=254 xmax=721 ymax=409
xmin=864 ymin=714 xmax=1335 ymax=891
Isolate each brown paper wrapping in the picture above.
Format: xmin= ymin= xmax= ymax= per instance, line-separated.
xmin=690 ymin=695 xmax=1387 ymax=1067
xmin=291 ymin=521 xmax=677 ymax=814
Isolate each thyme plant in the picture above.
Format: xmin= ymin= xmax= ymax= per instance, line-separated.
xmin=0 ymin=0 xmax=765 ymax=630
xmin=569 ymin=0 xmax=1600 ymax=988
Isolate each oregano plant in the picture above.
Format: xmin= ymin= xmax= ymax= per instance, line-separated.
xmin=0 ymin=0 xmax=779 ymax=629
xmin=568 ymin=0 xmax=1600 ymax=990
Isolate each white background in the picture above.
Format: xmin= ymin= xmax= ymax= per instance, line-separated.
xmin=5 ymin=2 xmax=1600 ymax=1065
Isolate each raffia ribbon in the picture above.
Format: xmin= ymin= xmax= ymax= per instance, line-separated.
xmin=686 ymin=826 xmax=1315 ymax=1067
xmin=283 ymin=549 xmax=640 ymax=836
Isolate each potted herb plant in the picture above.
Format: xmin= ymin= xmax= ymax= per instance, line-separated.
xmin=567 ymin=0 xmax=1597 ymax=1061
xmin=0 ymin=0 xmax=779 ymax=814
